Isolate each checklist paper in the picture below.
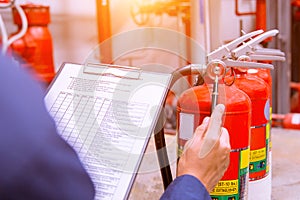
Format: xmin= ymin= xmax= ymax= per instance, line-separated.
xmin=44 ymin=63 xmax=172 ymax=200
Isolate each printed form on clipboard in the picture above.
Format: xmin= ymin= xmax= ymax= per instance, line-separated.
xmin=44 ymin=63 xmax=172 ymax=200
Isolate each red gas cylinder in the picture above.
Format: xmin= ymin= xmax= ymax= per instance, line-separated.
xmin=234 ymin=70 xmax=270 ymax=181
xmin=290 ymin=82 xmax=300 ymax=113
xmin=10 ymin=4 xmax=55 ymax=85
xmin=292 ymin=0 xmax=300 ymax=21
xmin=177 ymin=83 xmax=251 ymax=200
xmin=272 ymin=113 xmax=300 ymax=129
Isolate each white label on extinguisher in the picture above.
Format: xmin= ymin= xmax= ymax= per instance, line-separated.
xmin=179 ymin=113 xmax=194 ymax=140
xmin=292 ymin=114 xmax=300 ymax=125
xmin=264 ymin=99 xmax=270 ymax=121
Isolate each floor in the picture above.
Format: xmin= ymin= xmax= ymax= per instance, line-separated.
xmin=4 ymin=12 xmax=300 ymax=199
xmin=271 ymin=128 xmax=300 ymax=199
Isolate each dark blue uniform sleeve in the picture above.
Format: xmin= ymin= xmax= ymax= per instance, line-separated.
xmin=0 ymin=55 xmax=95 ymax=200
xmin=160 ymin=175 xmax=212 ymax=200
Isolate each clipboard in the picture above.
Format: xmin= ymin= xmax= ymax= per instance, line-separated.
xmin=44 ymin=62 xmax=172 ymax=200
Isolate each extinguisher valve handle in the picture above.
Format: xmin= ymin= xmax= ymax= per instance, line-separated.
xmin=223 ymin=59 xmax=274 ymax=70
xmin=249 ymin=54 xmax=286 ymax=62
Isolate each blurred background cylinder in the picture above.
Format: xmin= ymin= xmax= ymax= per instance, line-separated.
xmin=10 ymin=4 xmax=55 ymax=85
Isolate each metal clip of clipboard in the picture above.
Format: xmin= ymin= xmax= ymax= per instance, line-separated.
xmin=83 ymin=63 xmax=142 ymax=80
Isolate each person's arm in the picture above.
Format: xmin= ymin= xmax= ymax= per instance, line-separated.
xmin=160 ymin=175 xmax=211 ymax=200
xmin=161 ymin=104 xmax=230 ymax=199
xmin=0 ymin=55 xmax=95 ymax=200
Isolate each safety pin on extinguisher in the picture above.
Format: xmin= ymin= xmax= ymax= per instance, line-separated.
xmin=205 ymin=60 xmax=227 ymax=112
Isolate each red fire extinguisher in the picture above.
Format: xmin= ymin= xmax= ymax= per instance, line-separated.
xmin=10 ymin=4 xmax=55 ymax=85
xmin=292 ymin=0 xmax=300 ymax=21
xmin=247 ymin=68 xmax=272 ymax=145
xmin=177 ymin=76 xmax=251 ymax=199
xmin=233 ymin=69 xmax=270 ymax=181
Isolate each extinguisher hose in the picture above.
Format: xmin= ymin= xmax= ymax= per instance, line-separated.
xmin=0 ymin=14 xmax=8 ymax=54
xmin=154 ymin=111 xmax=173 ymax=190
xmin=155 ymin=65 xmax=206 ymax=190
xmin=2 ymin=4 xmax=28 ymax=54
xmin=170 ymin=64 xmax=206 ymax=86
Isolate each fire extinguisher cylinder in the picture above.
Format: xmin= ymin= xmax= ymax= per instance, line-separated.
xmin=177 ymin=82 xmax=251 ymax=200
xmin=234 ymin=69 xmax=271 ymax=200
xmin=234 ymin=70 xmax=270 ymax=179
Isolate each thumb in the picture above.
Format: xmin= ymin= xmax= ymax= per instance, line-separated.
xmin=198 ymin=104 xmax=225 ymax=158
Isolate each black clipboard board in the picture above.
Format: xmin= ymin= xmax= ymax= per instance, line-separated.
xmin=44 ymin=62 xmax=173 ymax=199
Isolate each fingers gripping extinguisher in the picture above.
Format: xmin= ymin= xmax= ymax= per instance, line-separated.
xmin=177 ymin=60 xmax=252 ymax=200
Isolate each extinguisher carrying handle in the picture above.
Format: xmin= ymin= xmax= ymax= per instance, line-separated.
xmin=231 ymin=29 xmax=279 ymax=58
xmin=199 ymin=104 xmax=226 ymax=158
xmin=207 ymin=29 xmax=264 ymax=62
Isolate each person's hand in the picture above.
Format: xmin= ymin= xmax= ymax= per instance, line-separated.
xmin=177 ymin=104 xmax=231 ymax=192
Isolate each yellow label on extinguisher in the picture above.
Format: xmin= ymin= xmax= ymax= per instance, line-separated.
xmin=210 ymin=180 xmax=239 ymax=195
xmin=250 ymin=148 xmax=266 ymax=163
xmin=266 ymin=123 xmax=270 ymax=140
xmin=240 ymin=148 xmax=250 ymax=170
